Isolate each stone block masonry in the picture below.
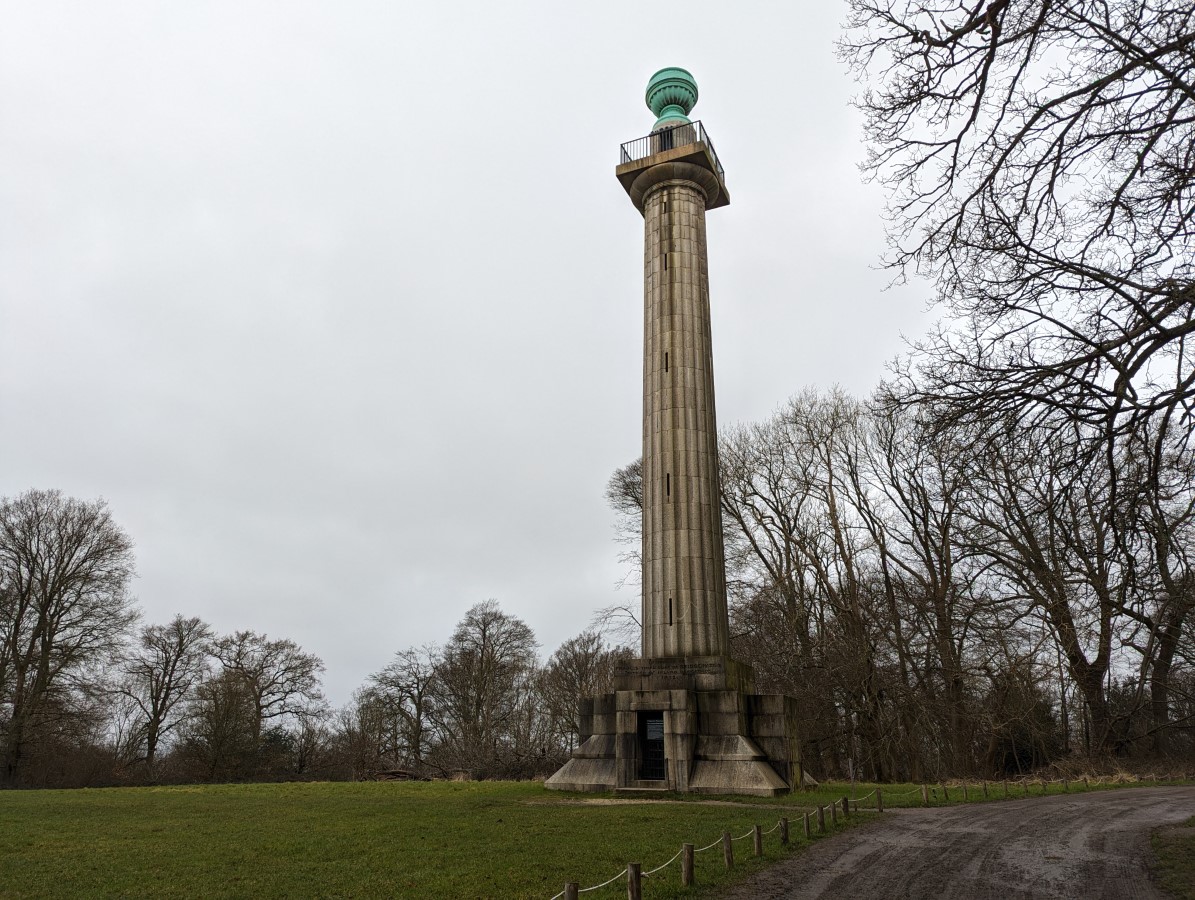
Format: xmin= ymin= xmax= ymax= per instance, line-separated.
xmin=545 ymin=67 xmax=804 ymax=797
xmin=641 ymin=179 xmax=729 ymax=659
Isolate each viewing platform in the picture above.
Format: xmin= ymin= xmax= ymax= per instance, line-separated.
xmin=615 ymin=120 xmax=730 ymax=211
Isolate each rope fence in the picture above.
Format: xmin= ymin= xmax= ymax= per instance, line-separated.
xmin=641 ymin=848 xmax=683 ymax=878
xmin=549 ymin=772 xmax=1192 ymax=897
xmin=576 ymin=868 xmax=626 ymax=894
xmin=549 ymin=866 xmax=628 ymax=899
xmin=550 ymin=787 xmax=885 ymax=898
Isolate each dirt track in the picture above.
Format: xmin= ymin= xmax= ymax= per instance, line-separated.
xmin=720 ymin=786 xmax=1195 ymax=899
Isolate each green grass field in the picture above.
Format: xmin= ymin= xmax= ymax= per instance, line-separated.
xmin=0 ymin=777 xmax=1187 ymax=898
xmin=0 ymin=780 xmax=869 ymax=898
xmin=1153 ymin=815 xmax=1195 ymax=900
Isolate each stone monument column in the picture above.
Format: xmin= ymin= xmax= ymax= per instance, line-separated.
xmin=545 ymin=68 xmax=803 ymax=797
xmin=635 ymin=69 xmax=730 ymax=659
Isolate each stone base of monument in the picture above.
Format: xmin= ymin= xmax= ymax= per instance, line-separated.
xmin=544 ymin=656 xmax=802 ymax=797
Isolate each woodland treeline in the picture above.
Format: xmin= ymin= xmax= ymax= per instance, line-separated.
xmin=766 ymin=0 xmax=1195 ymax=780
xmin=0 ymin=490 xmax=627 ymax=788
xmin=604 ymin=389 xmax=1195 ymax=783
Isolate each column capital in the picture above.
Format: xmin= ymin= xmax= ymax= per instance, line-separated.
xmin=630 ymin=163 xmax=722 ymax=213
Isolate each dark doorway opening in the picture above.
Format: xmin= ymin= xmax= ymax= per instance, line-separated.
xmin=638 ymin=712 xmax=666 ymax=781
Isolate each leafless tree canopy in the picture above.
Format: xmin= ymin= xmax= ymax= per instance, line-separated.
xmin=209 ymin=631 xmax=326 ymax=743
xmin=0 ymin=485 xmax=635 ymax=786
xmin=339 ymin=617 xmax=631 ymax=782
xmin=115 ymin=615 xmax=213 ymax=774
xmin=539 ymin=630 xmax=632 ymax=751
xmin=597 ymin=375 xmax=1195 ymax=780
xmin=841 ymin=1 xmax=1195 ymax=446
xmin=0 ymin=490 xmax=137 ymax=786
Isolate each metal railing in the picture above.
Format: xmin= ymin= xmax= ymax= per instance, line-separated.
xmin=619 ymin=120 xmax=725 ymax=181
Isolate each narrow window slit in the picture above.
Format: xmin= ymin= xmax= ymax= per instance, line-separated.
xmin=666 ymin=473 xmax=671 ymax=497
xmin=669 ymin=598 xmax=674 ymax=626
xmin=664 ymin=352 xmax=669 ymax=373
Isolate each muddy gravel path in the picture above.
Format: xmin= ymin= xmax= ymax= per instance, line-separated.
xmin=720 ymin=786 xmax=1195 ymax=899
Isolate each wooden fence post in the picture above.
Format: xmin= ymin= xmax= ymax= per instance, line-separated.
xmin=842 ymin=795 xmax=850 ymax=818
xmin=921 ymin=784 xmax=929 ymax=806
xmin=565 ymin=883 xmax=579 ymax=900
xmin=781 ymin=817 xmax=790 ymax=846
xmin=803 ymin=812 xmax=811 ymax=838
xmin=816 ymin=805 xmax=826 ymax=833
xmin=941 ymin=783 xmax=949 ymax=802
xmin=1083 ymin=776 xmax=1089 ymax=790
xmin=1023 ymin=781 xmax=1030 ymax=797
xmin=753 ymin=824 xmax=763 ymax=857
xmin=681 ymin=844 xmax=694 ymax=887
xmin=1003 ymin=779 xmax=1009 ymax=798
xmin=1063 ymin=778 xmax=1069 ymax=792
xmin=877 ymin=788 xmax=884 ymax=812
xmin=627 ymin=862 xmax=641 ymax=900
xmin=830 ymin=801 xmax=838 ymax=825
xmin=722 ymin=832 xmax=733 ymax=870
xmin=963 ymin=783 xmax=969 ymax=802
xmin=982 ymin=781 xmax=989 ymax=798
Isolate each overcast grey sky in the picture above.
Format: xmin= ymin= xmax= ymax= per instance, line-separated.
xmin=0 ymin=1 xmax=931 ymax=705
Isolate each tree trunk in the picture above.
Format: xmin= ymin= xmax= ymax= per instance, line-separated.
xmin=1148 ymin=603 xmax=1188 ymax=757
xmin=2 ymin=716 xmax=26 ymax=787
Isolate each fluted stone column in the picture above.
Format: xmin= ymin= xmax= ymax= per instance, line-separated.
xmin=640 ymin=175 xmax=729 ymax=658
xmin=543 ymin=68 xmax=802 ymax=797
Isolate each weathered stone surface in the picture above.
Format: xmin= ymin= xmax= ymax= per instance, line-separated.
xmin=543 ymin=754 xmax=617 ymax=793
xmin=544 ymin=684 xmax=803 ymax=797
xmin=639 ymin=172 xmax=730 ymax=661
xmin=574 ymin=734 xmax=615 ymax=759
xmin=544 ymin=83 xmax=801 ymax=797
xmin=694 ymin=734 xmax=766 ymax=761
xmin=688 ymin=758 xmax=789 ymax=796
xmin=612 ymin=655 xmax=755 ymax=692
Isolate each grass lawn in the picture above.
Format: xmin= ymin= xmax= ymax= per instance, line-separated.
xmin=0 ymin=780 xmax=867 ymax=898
xmin=1153 ymin=815 xmax=1195 ymax=900
xmin=0 ymin=777 xmax=1187 ymax=898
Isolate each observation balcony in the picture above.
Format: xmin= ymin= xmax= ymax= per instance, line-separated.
xmin=616 ymin=120 xmax=730 ymax=211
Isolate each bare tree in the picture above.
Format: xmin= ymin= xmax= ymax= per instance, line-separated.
xmin=959 ymin=421 xmax=1132 ymax=750
xmin=429 ymin=600 xmax=538 ymax=778
xmin=605 ymin=457 xmax=643 ymax=582
xmin=116 ymin=615 xmax=213 ymax=776
xmin=365 ymin=645 xmax=438 ymax=773
xmin=210 ymin=631 xmax=325 ymax=745
xmin=1114 ymin=420 xmax=1195 ymax=754
xmin=593 ymin=459 xmax=645 ymax=644
xmin=539 ymin=630 xmax=632 ymax=751
xmin=0 ymin=490 xmax=138 ymax=786
xmin=864 ymin=400 xmax=989 ymax=775
xmin=720 ymin=390 xmax=897 ymax=779
xmin=333 ymin=691 xmax=390 ymax=780
xmin=181 ymin=668 xmax=258 ymax=781
xmin=842 ymin=2 xmax=1195 ymax=449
